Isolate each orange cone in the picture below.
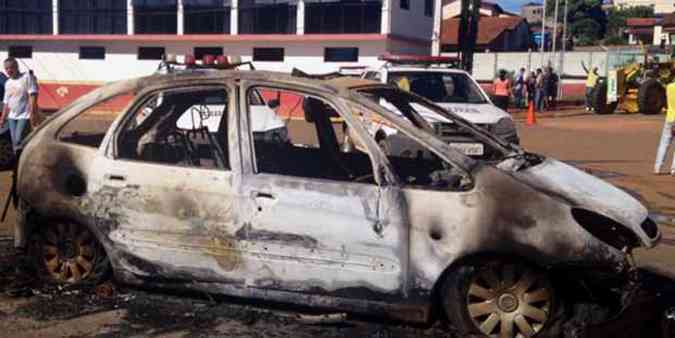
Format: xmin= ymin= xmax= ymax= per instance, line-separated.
xmin=526 ymin=100 xmax=537 ymax=125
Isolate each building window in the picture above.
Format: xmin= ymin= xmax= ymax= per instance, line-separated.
xmin=79 ymin=46 xmax=106 ymax=60
xmin=194 ymin=47 xmax=224 ymax=59
xmin=184 ymin=0 xmax=231 ymax=34
xmin=305 ymin=0 xmax=381 ymax=34
xmin=239 ymin=0 xmax=297 ymax=34
xmin=133 ymin=0 xmax=177 ymax=34
xmin=324 ymin=47 xmax=358 ymax=62
xmin=138 ymin=47 xmax=165 ymax=60
xmin=253 ymin=48 xmax=285 ymax=62
xmin=400 ymin=0 xmax=409 ymax=10
xmin=60 ymin=0 xmax=127 ymax=34
xmin=8 ymin=46 xmax=33 ymax=58
xmin=424 ymin=0 xmax=433 ymax=17
xmin=0 ymin=0 xmax=52 ymax=34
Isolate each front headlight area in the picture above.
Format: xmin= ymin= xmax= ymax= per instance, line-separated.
xmin=571 ymin=208 xmax=642 ymax=251
xmin=491 ymin=117 xmax=519 ymax=144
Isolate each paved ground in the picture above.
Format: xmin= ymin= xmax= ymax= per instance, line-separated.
xmin=0 ymin=111 xmax=674 ymax=337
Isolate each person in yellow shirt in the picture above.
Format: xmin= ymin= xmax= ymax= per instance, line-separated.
xmin=654 ymin=81 xmax=675 ymax=175
xmin=582 ymin=61 xmax=599 ymax=112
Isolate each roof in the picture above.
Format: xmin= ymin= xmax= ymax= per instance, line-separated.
xmin=441 ymin=16 xmax=527 ymax=45
xmin=626 ymin=18 xmax=658 ymax=27
xmin=662 ymin=13 xmax=675 ymax=27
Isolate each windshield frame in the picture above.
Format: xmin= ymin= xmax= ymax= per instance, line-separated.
xmin=386 ymin=70 xmax=490 ymax=104
xmin=349 ymin=84 xmax=520 ymax=170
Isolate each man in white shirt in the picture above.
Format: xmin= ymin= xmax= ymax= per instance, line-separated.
xmin=1 ymin=58 xmax=38 ymax=154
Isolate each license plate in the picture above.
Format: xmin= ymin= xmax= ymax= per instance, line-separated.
xmin=449 ymin=143 xmax=484 ymax=156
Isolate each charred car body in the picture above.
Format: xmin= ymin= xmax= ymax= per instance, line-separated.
xmin=15 ymin=70 xmax=660 ymax=338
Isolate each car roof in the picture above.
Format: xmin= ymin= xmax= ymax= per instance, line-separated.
xmin=381 ymin=67 xmax=470 ymax=75
xmin=144 ymin=69 xmax=382 ymax=93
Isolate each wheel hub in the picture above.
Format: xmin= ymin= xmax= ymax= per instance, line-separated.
xmin=498 ymin=293 xmax=519 ymax=313
xmin=59 ymin=239 xmax=76 ymax=259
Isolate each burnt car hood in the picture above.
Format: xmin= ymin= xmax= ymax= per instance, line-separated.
xmin=512 ymin=159 xmax=657 ymax=248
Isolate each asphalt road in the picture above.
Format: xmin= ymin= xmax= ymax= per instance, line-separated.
xmin=0 ymin=111 xmax=674 ymax=338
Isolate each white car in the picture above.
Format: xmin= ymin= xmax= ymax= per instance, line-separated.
xmin=361 ymin=57 xmax=518 ymax=157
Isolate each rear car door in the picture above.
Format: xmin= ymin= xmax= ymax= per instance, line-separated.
xmin=88 ymin=82 xmax=250 ymax=283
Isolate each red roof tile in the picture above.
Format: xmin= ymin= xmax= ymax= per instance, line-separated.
xmin=441 ymin=16 xmax=526 ymax=45
xmin=626 ymin=18 xmax=657 ymax=27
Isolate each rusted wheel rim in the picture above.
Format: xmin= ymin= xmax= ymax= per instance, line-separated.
xmin=36 ymin=222 xmax=99 ymax=284
xmin=465 ymin=264 xmax=553 ymax=338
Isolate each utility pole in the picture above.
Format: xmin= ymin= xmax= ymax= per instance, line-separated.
xmin=551 ymin=0 xmax=560 ymax=66
xmin=558 ymin=0 xmax=568 ymax=99
xmin=458 ymin=0 xmax=481 ymax=73
xmin=540 ymin=0 xmax=547 ymax=67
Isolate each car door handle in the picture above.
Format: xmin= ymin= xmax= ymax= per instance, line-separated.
xmin=253 ymin=191 xmax=276 ymax=200
xmin=105 ymin=174 xmax=126 ymax=181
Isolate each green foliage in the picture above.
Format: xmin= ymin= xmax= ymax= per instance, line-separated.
xmin=544 ymin=0 xmax=607 ymax=46
xmin=606 ymin=6 xmax=654 ymax=42
xmin=604 ymin=35 xmax=627 ymax=46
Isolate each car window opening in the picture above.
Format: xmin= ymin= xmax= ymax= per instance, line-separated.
xmin=248 ymin=87 xmax=376 ymax=184
xmin=388 ymin=71 xmax=487 ymax=104
xmin=117 ymin=87 xmax=229 ymax=170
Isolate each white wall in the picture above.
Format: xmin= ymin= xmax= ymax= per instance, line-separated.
xmin=389 ymin=0 xmax=434 ymax=41
xmin=453 ymin=51 xmax=610 ymax=81
xmin=0 ymin=40 xmax=392 ymax=83
xmin=613 ymin=0 xmax=675 ymax=14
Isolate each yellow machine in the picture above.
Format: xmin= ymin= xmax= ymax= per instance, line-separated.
xmin=595 ymin=43 xmax=671 ymax=115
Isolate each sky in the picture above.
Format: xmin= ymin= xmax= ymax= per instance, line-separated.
xmin=498 ymin=0 xmax=539 ymax=13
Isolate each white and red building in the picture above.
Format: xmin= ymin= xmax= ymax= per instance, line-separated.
xmin=0 ymin=0 xmax=435 ymax=110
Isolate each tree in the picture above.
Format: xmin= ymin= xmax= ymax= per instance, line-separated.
xmin=605 ymin=6 xmax=654 ymax=44
xmin=545 ymin=0 xmax=607 ymax=46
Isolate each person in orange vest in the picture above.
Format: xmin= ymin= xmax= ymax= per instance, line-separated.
xmin=493 ymin=70 xmax=511 ymax=112
xmin=654 ymin=80 xmax=675 ymax=175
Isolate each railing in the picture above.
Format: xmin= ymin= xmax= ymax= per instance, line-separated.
xmin=184 ymin=6 xmax=231 ymax=34
xmin=239 ymin=3 xmax=297 ymax=34
xmin=304 ymin=1 xmax=381 ymax=34
xmin=135 ymin=6 xmax=178 ymax=34
xmin=0 ymin=8 xmax=52 ymax=34
xmin=60 ymin=9 xmax=127 ymax=34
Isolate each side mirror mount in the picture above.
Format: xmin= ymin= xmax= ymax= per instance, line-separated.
xmin=267 ymin=99 xmax=280 ymax=109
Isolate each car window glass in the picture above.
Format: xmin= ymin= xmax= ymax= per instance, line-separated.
xmin=247 ymin=86 xmax=376 ymax=184
xmin=388 ymin=71 xmax=487 ymax=104
xmin=364 ymin=71 xmax=381 ymax=81
xmin=117 ymin=87 xmax=229 ymax=170
xmin=57 ymin=92 xmax=137 ymax=148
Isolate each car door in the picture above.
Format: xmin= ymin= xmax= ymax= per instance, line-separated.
xmin=87 ymin=82 xmax=250 ymax=283
xmin=235 ymin=82 xmax=410 ymax=300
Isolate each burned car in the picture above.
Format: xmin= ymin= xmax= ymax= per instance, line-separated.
xmin=15 ymin=70 xmax=660 ymax=338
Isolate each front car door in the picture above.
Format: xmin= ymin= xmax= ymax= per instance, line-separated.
xmin=88 ymin=81 xmax=250 ymax=283
xmin=235 ymin=81 xmax=411 ymax=307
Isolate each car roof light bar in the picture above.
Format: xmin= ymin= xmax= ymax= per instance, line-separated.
xmin=378 ymin=54 xmax=460 ymax=68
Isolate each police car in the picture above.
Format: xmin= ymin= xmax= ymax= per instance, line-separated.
xmin=360 ymin=55 xmax=518 ymax=158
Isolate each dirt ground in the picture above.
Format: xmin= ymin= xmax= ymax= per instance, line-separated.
xmin=1 ymin=111 xmax=675 ymax=337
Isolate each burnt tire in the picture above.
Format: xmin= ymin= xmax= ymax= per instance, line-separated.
xmin=592 ymin=81 xmax=617 ymax=115
xmin=441 ymin=259 xmax=563 ymax=338
xmin=638 ymin=79 xmax=666 ymax=115
xmin=27 ymin=220 xmax=110 ymax=285
xmin=0 ymin=135 xmax=15 ymax=170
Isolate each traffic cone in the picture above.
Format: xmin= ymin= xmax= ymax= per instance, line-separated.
xmin=526 ymin=100 xmax=537 ymax=125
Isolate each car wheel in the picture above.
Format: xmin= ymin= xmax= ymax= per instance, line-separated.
xmin=0 ymin=136 xmax=15 ymax=169
xmin=442 ymin=260 xmax=559 ymax=338
xmin=28 ymin=220 xmax=109 ymax=284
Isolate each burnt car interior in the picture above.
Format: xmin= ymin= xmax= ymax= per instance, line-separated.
xmin=116 ymin=88 xmax=228 ymax=169
xmin=249 ymin=88 xmax=375 ymax=183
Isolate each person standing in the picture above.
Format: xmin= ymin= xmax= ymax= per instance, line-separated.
xmin=526 ymin=70 xmax=536 ymax=108
xmin=0 ymin=58 xmax=38 ymax=155
xmin=546 ymin=66 xmax=559 ymax=110
xmin=535 ymin=68 xmax=545 ymax=112
xmin=493 ymin=70 xmax=512 ymax=112
xmin=582 ymin=61 xmax=599 ymax=111
xmin=513 ymin=68 xmax=526 ymax=109
xmin=654 ymin=80 xmax=675 ymax=175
